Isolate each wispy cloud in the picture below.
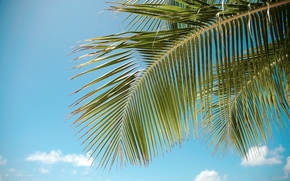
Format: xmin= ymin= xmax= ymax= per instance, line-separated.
xmin=0 ymin=156 xmax=7 ymax=166
xmin=72 ymin=170 xmax=77 ymax=175
xmin=282 ymin=156 xmax=290 ymax=179
xmin=241 ymin=145 xmax=284 ymax=167
xmin=82 ymin=168 xmax=90 ymax=175
xmin=26 ymin=150 xmax=93 ymax=167
xmin=39 ymin=168 xmax=49 ymax=174
xmin=26 ymin=150 xmax=62 ymax=164
xmin=9 ymin=168 xmax=15 ymax=172
xmin=194 ymin=169 xmax=227 ymax=181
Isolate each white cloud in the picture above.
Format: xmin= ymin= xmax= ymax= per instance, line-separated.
xmin=272 ymin=145 xmax=285 ymax=153
xmin=62 ymin=152 xmax=93 ymax=167
xmin=194 ymin=170 xmax=226 ymax=181
xmin=0 ymin=156 xmax=7 ymax=166
xmin=283 ymin=156 xmax=290 ymax=179
xmin=241 ymin=145 xmax=284 ymax=167
xmin=26 ymin=150 xmax=62 ymax=164
xmin=39 ymin=168 xmax=49 ymax=174
xmin=0 ymin=174 xmax=3 ymax=181
xmin=26 ymin=150 xmax=93 ymax=167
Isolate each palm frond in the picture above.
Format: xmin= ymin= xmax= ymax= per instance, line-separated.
xmin=70 ymin=0 xmax=290 ymax=169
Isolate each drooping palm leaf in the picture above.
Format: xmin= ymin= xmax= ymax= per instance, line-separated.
xmin=70 ymin=0 xmax=290 ymax=169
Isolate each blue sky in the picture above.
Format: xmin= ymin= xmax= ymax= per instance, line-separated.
xmin=0 ymin=0 xmax=290 ymax=181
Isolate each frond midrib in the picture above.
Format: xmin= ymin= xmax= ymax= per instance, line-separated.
xmin=229 ymin=53 xmax=288 ymax=115
xmin=125 ymin=0 xmax=290 ymax=106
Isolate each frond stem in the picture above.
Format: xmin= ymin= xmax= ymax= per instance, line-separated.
xmin=229 ymin=56 xmax=285 ymax=118
xmin=127 ymin=0 xmax=290 ymax=109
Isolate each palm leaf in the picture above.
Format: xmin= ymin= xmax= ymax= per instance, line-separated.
xmin=70 ymin=0 xmax=290 ymax=169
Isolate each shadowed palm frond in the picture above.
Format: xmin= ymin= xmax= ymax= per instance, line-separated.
xmin=70 ymin=0 xmax=290 ymax=169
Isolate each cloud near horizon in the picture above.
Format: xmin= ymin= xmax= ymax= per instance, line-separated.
xmin=26 ymin=150 xmax=93 ymax=167
xmin=194 ymin=169 xmax=227 ymax=181
xmin=241 ymin=145 xmax=284 ymax=167
xmin=283 ymin=156 xmax=290 ymax=179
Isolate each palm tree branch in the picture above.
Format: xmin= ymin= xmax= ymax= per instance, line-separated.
xmin=70 ymin=0 xmax=290 ymax=169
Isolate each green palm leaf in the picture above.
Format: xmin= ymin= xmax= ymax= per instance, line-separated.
xmin=70 ymin=0 xmax=290 ymax=169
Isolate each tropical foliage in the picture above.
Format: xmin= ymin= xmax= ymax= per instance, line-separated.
xmin=69 ymin=0 xmax=290 ymax=169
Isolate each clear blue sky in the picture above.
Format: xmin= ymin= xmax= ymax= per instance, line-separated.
xmin=0 ymin=1 xmax=290 ymax=181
